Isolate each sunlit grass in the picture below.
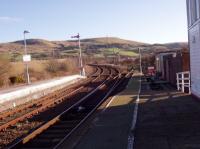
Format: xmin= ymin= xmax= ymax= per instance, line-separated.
xmin=103 ymin=48 xmax=138 ymax=57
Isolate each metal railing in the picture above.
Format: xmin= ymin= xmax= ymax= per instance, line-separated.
xmin=176 ymin=71 xmax=191 ymax=94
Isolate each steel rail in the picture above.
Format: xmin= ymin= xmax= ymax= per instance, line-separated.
xmin=7 ymin=66 xmax=120 ymax=149
xmin=54 ymin=73 xmax=127 ymax=149
xmin=0 ymin=78 xmax=92 ymax=120
xmin=0 ymin=66 xmax=104 ymax=132
xmin=0 ymin=66 xmax=109 ymax=148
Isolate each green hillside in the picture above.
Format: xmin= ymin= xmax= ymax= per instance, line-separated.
xmin=0 ymin=37 xmax=188 ymax=61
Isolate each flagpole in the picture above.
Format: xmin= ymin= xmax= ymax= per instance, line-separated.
xmin=78 ymin=34 xmax=82 ymax=70
xmin=139 ymin=48 xmax=143 ymax=75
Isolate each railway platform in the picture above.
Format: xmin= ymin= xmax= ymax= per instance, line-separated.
xmin=59 ymin=76 xmax=140 ymax=149
xmin=0 ymin=75 xmax=85 ymax=112
xmin=59 ymin=76 xmax=200 ymax=149
xmin=134 ymin=81 xmax=200 ymax=149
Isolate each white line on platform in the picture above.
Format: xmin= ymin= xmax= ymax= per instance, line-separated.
xmin=102 ymin=96 xmax=116 ymax=113
xmin=103 ymin=76 xmax=133 ymax=113
xmin=127 ymin=78 xmax=141 ymax=149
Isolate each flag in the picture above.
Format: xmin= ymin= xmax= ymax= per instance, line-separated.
xmin=24 ymin=30 xmax=30 ymax=34
xmin=71 ymin=33 xmax=80 ymax=39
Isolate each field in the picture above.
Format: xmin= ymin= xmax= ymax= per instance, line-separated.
xmin=0 ymin=37 xmax=188 ymax=88
xmin=0 ymin=37 xmax=188 ymax=61
xmin=0 ymin=58 xmax=79 ymax=88
xmin=102 ymin=48 xmax=138 ymax=57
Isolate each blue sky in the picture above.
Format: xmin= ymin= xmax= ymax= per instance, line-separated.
xmin=0 ymin=0 xmax=188 ymax=43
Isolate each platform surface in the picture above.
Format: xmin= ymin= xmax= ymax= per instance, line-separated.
xmin=59 ymin=77 xmax=200 ymax=149
xmin=0 ymin=75 xmax=85 ymax=112
xmin=0 ymin=75 xmax=83 ymax=95
xmin=134 ymin=82 xmax=200 ymax=149
xmin=71 ymin=77 xmax=140 ymax=149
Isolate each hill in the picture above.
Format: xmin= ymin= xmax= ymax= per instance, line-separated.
xmin=0 ymin=37 xmax=188 ymax=61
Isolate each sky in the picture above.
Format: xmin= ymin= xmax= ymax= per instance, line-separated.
xmin=0 ymin=0 xmax=188 ymax=44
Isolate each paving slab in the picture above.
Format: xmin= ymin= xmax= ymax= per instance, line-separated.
xmin=134 ymin=81 xmax=200 ymax=149
xmin=71 ymin=77 xmax=140 ymax=149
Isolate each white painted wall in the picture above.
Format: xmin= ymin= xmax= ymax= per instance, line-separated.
xmin=187 ymin=0 xmax=200 ymax=98
xmin=189 ymin=23 xmax=200 ymax=97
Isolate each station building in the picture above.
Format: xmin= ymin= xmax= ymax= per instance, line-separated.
xmin=186 ymin=0 xmax=200 ymax=98
xmin=155 ymin=50 xmax=190 ymax=86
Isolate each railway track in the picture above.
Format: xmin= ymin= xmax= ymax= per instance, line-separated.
xmin=87 ymin=65 xmax=101 ymax=77
xmin=0 ymin=67 xmax=130 ymax=148
xmin=0 ymin=78 xmax=92 ymax=127
xmin=8 ymin=66 xmax=131 ymax=149
xmin=0 ymin=70 xmax=101 ymax=129
xmin=0 ymin=66 xmax=104 ymax=148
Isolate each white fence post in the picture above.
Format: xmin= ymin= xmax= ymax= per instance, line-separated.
xmin=176 ymin=73 xmax=179 ymax=90
xmin=181 ymin=73 xmax=184 ymax=93
xmin=176 ymin=71 xmax=190 ymax=94
xmin=188 ymin=72 xmax=191 ymax=94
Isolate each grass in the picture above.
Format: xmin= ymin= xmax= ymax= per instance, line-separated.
xmin=103 ymin=48 xmax=138 ymax=57
xmin=119 ymin=50 xmax=138 ymax=56
xmin=0 ymin=58 xmax=79 ymax=88
xmin=2 ymin=46 xmax=138 ymax=62
xmin=61 ymin=48 xmax=138 ymax=58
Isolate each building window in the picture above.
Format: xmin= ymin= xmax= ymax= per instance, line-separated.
xmin=187 ymin=0 xmax=192 ymax=26
xmin=188 ymin=0 xmax=200 ymax=26
xmin=196 ymin=0 xmax=200 ymax=19
xmin=192 ymin=0 xmax=197 ymax=23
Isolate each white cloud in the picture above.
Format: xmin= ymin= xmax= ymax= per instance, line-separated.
xmin=0 ymin=17 xmax=23 ymax=22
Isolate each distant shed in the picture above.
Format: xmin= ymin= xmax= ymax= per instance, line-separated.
xmin=156 ymin=50 xmax=190 ymax=86
xmin=155 ymin=52 xmax=176 ymax=79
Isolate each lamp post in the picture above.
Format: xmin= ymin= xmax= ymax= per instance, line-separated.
xmin=139 ymin=48 xmax=143 ymax=75
xmin=71 ymin=33 xmax=85 ymax=76
xmin=23 ymin=30 xmax=30 ymax=84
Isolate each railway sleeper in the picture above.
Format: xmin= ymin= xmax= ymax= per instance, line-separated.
xmin=0 ymin=121 xmax=6 ymax=125
xmin=24 ymin=139 xmax=60 ymax=148
xmin=44 ymin=129 xmax=71 ymax=134
xmin=22 ymin=147 xmax=49 ymax=149
xmin=37 ymin=131 xmax=70 ymax=137
xmin=36 ymin=136 xmax=65 ymax=142
xmin=62 ymin=116 xmax=87 ymax=122
xmin=61 ymin=113 xmax=87 ymax=120
xmin=56 ymin=120 xmax=80 ymax=124
xmin=50 ymin=124 xmax=77 ymax=129
xmin=35 ymin=138 xmax=60 ymax=143
xmin=37 ymin=133 xmax=66 ymax=139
